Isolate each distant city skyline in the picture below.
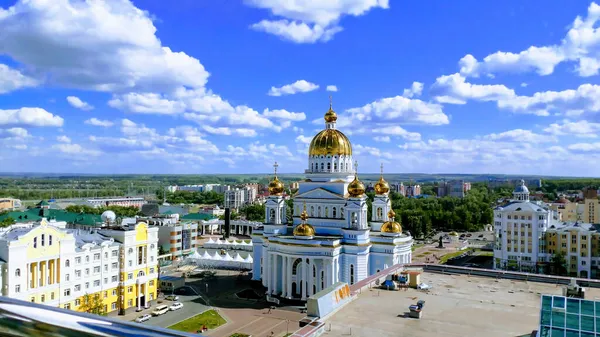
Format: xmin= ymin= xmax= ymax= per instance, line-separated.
xmin=1 ymin=1 xmax=600 ymax=176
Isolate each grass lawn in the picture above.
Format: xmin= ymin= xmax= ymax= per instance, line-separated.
xmin=439 ymin=250 xmax=469 ymax=264
xmin=168 ymin=309 xmax=226 ymax=332
xmin=230 ymin=334 xmax=251 ymax=337
xmin=411 ymin=244 xmax=424 ymax=251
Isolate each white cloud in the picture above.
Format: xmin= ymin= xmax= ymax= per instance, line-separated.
xmin=402 ymin=82 xmax=424 ymax=98
xmin=56 ymin=135 xmax=71 ymax=143
xmin=202 ymin=126 xmax=257 ymax=137
xmin=377 ymin=126 xmax=421 ymax=141
xmin=457 ymin=3 xmax=600 ymax=78
xmin=66 ymin=96 xmax=94 ymax=111
xmin=0 ymin=107 xmax=64 ymax=127
xmin=246 ymin=0 xmax=389 ymax=43
xmin=52 ymin=143 xmax=101 ymax=156
xmin=544 ymin=119 xmax=600 ymax=138
xmin=108 ymin=92 xmax=185 ymax=115
xmin=374 ymin=136 xmax=390 ymax=143
xmin=0 ymin=0 xmax=209 ymax=92
xmin=432 ymin=73 xmax=515 ymax=105
xmin=483 ymin=129 xmax=556 ymax=143
xmin=0 ymin=127 xmax=29 ymax=139
xmin=0 ymin=64 xmax=38 ymax=94
xmin=345 ymin=96 xmax=449 ymax=126
xmin=85 ymin=118 xmax=114 ymax=127
xmin=568 ymin=142 xmax=600 ymax=152
xmin=354 ymin=144 xmax=393 ymax=159
xmin=326 ymin=85 xmax=338 ymax=92
xmin=268 ymin=80 xmax=319 ymax=96
xmin=521 ymin=82 xmax=528 ymax=88
xmin=263 ymin=109 xmax=306 ymax=121
xmin=295 ymin=135 xmax=312 ymax=144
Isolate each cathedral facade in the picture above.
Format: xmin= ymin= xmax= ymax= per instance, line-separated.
xmin=251 ymin=102 xmax=413 ymax=301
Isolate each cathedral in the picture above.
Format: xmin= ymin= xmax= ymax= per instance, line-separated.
xmin=251 ymin=101 xmax=413 ymax=301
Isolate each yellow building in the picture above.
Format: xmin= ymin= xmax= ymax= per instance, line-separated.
xmin=542 ymin=223 xmax=600 ymax=278
xmin=0 ymin=198 xmax=21 ymax=211
xmin=0 ymin=218 xmax=158 ymax=315
xmin=584 ymin=198 xmax=600 ymax=224
xmin=550 ymin=201 xmax=583 ymax=222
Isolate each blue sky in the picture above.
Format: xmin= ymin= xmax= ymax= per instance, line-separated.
xmin=1 ymin=0 xmax=600 ymax=176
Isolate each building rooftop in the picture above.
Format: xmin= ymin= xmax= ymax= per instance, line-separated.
xmin=322 ymin=272 xmax=600 ymax=337
xmin=548 ymin=222 xmax=600 ymax=232
xmin=0 ymin=207 xmax=102 ymax=226
xmin=180 ymin=213 xmax=217 ymax=221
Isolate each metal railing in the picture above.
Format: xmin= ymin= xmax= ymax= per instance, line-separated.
xmin=0 ymin=296 xmax=203 ymax=337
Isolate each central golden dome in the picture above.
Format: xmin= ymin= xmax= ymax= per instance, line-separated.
xmin=381 ymin=210 xmax=402 ymax=234
xmin=308 ymin=100 xmax=352 ymax=157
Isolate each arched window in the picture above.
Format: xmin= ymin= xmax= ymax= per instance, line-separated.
xmin=150 ymin=244 xmax=155 ymax=250
xmin=138 ymin=271 xmax=145 ymax=277
xmin=321 ymin=270 xmax=325 ymax=289
xmin=128 ymin=248 xmax=133 ymax=255
xmin=49 ymin=235 xmax=52 ymax=246
xmin=341 ymin=208 xmax=344 ymax=218
xmin=270 ymin=209 xmax=275 ymax=222
xmin=334 ymin=162 xmax=337 ymax=171
xmin=377 ymin=208 xmax=383 ymax=219
xmin=311 ymin=163 xmax=314 ymax=171
xmin=327 ymin=163 xmax=331 ymax=171
xmin=292 ymin=259 xmax=302 ymax=275
xmin=317 ymin=206 xmax=321 ymax=217
xmin=351 ymin=212 xmax=357 ymax=225
xmin=313 ymin=265 xmax=316 ymax=277
xmin=15 ymin=269 xmax=20 ymax=277
xmin=332 ymin=207 xmax=337 ymax=218
xmin=325 ymin=207 xmax=329 ymax=218
xmin=320 ymin=163 xmax=324 ymax=171
xmin=350 ymin=264 xmax=355 ymax=285
xmin=310 ymin=206 xmax=314 ymax=217
xmin=65 ymin=259 xmax=70 ymax=267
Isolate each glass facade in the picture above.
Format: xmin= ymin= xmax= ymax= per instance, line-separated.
xmin=182 ymin=229 xmax=191 ymax=250
xmin=540 ymin=295 xmax=599 ymax=337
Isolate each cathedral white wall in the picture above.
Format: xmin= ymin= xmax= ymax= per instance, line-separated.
xmin=308 ymin=155 xmax=353 ymax=174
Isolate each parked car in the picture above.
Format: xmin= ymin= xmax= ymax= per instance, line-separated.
xmin=478 ymin=234 xmax=484 ymax=238
xmin=165 ymin=295 xmax=179 ymax=301
xmin=466 ymin=233 xmax=472 ymax=237
xmin=169 ymin=302 xmax=184 ymax=311
xmin=135 ymin=314 xmax=152 ymax=323
xmin=152 ymin=305 xmax=170 ymax=316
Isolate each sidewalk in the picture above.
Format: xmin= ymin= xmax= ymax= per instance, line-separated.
xmin=205 ymin=308 xmax=303 ymax=337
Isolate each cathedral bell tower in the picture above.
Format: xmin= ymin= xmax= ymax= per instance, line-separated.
xmin=345 ymin=161 xmax=368 ymax=230
xmin=265 ymin=162 xmax=286 ymax=225
xmin=371 ymin=163 xmax=392 ymax=232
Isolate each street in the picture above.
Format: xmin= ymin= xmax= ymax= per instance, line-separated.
xmin=128 ymin=290 xmax=210 ymax=328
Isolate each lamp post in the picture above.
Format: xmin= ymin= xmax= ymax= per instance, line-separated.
xmin=286 ymin=319 xmax=290 ymax=334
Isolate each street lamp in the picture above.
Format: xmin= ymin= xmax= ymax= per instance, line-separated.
xmin=286 ymin=319 xmax=290 ymax=334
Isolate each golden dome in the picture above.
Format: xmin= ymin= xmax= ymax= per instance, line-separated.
xmin=348 ymin=175 xmax=365 ymax=197
xmin=268 ymin=162 xmax=285 ymax=196
xmin=374 ymin=163 xmax=390 ymax=195
xmin=381 ymin=210 xmax=402 ymax=234
xmin=324 ymin=107 xmax=337 ymax=123
xmin=294 ymin=202 xmax=315 ymax=237
xmin=293 ymin=223 xmax=316 ymax=237
xmin=308 ymin=129 xmax=352 ymax=156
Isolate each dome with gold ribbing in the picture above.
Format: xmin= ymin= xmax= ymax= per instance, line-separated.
xmin=374 ymin=163 xmax=390 ymax=195
xmin=381 ymin=209 xmax=402 ymax=235
xmin=293 ymin=203 xmax=315 ymax=238
xmin=268 ymin=162 xmax=284 ymax=196
xmin=308 ymin=97 xmax=352 ymax=157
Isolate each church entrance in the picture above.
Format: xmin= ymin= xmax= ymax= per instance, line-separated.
xmin=292 ymin=282 xmax=299 ymax=298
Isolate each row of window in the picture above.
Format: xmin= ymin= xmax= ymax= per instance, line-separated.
xmin=296 ymin=205 xmax=344 ymax=219
xmin=310 ymin=162 xmax=351 ymax=172
xmin=32 ymin=234 xmax=53 ymax=248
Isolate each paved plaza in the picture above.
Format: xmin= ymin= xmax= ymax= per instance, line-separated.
xmin=323 ymin=273 xmax=600 ymax=337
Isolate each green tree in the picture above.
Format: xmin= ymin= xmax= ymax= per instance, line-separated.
xmin=240 ymin=204 xmax=265 ymax=221
xmin=0 ymin=217 xmax=15 ymax=227
xmin=79 ymin=293 xmax=106 ymax=316
xmin=550 ymin=251 xmax=567 ymax=276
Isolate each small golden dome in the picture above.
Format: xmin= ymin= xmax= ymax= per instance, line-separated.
xmin=268 ymin=162 xmax=284 ymax=196
xmin=293 ymin=223 xmax=315 ymax=237
xmin=374 ymin=176 xmax=390 ymax=195
xmin=348 ymin=175 xmax=365 ymax=197
xmin=308 ymin=129 xmax=352 ymax=156
xmin=324 ymin=107 xmax=337 ymax=123
xmin=381 ymin=210 xmax=402 ymax=234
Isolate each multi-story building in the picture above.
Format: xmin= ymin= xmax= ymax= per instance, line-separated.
xmin=153 ymin=220 xmax=198 ymax=260
xmin=437 ymin=180 xmax=471 ymax=198
xmin=551 ymin=201 xmax=584 ymax=222
xmin=541 ymin=222 xmax=600 ymax=278
xmin=405 ymin=184 xmax=421 ymax=197
xmin=583 ymin=187 xmax=598 ymax=200
xmin=224 ymin=189 xmax=246 ymax=210
xmin=86 ymin=197 xmax=146 ymax=209
xmin=0 ymin=198 xmax=22 ymax=211
xmin=243 ymin=186 xmax=257 ymax=205
xmin=584 ymin=198 xmax=600 ymax=224
xmin=493 ymin=180 xmax=555 ymax=272
xmin=0 ymin=214 xmax=158 ymax=316
xmin=199 ymin=206 xmax=225 ymax=218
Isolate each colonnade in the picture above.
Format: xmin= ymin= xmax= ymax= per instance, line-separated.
xmin=27 ymin=259 xmax=60 ymax=289
xmin=264 ymin=252 xmax=340 ymax=300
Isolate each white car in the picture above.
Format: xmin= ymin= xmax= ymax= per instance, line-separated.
xmin=135 ymin=314 xmax=152 ymax=323
xmin=152 ymin=305 xmax=169 ymax=316
xmin=169 ymin=302 xmax=184 ymax=311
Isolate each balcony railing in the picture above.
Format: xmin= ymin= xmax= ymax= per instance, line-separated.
xmin=0 ymin=296 xmax=203 ymax=337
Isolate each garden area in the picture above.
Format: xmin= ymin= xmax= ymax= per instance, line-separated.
xmin=168 ymin=309 xmax=226 ymax=333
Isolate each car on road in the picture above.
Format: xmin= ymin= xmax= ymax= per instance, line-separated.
xmin=135 ymin=314 xmax=152 ymax=323
xmin=165 ymin=295 xmax=179 ymax=301
xmin=169 ymin=302 xmax=184 ymax=311
xmin=151 ymin=305 xmax=170 ymax=316
xmin=466 ymin=233 xmax=472 ymax=237
xmin=478 ymin=234 xmax=484 ymax=238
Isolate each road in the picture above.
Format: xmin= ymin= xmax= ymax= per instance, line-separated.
xmin=131 ymin=289 xmax=210 ymax=328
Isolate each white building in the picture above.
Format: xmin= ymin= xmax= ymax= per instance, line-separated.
xmin=86 ymin=197 xmax=146 ymax=209
xmin=493 ymin=180 xmax=556 ymax=272
xmin=252 ymin=102 xmax=413 ymax=301
xmin=224 ymin=189 xmax=246 ymax=210
xmin=243 ymin=186 xmax=257 ymax=205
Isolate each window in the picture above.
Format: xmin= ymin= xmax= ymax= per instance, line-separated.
xmin=64 ymin=289 xmax=70 ymax=296
xmin=149 ymin=280 xmax=154 ymax=286
xmin=33 ymin=237 xmax=37 ymax=248
xmin=75 ymin=257 xmax=81 ymax=264
xmin=128 ymin=248 xmax=133 ymax=255
xmin=350 ymin=264 xmax=355 ymax=285
xmin=41 ymin=234 xmax=45 ymax=246
xmin=112 ymin=250 xmax=118 ymax=257
xmin=128 ymin=273 xmax=133 ymax=280
xmin=150 ymin=268 xmax=155 ymax=274
xmin=128 ymin=299 xmax=133 ymax=307
xmin=15 ymin=285 xmax=20 ymax=293
xmin=85 ymin=282 xmax=89 ymax=289
xmin=128 ymin=260 xmax=132 ymax=267
xmin=292 ymin=258 xmax=301 ymax=275
xmin=128 ymin=286 xmax=133 ymax=293
xmin=112 ymin=275 xmax=118 ymax=282
xmin=85 ymin=268 xmax=89 ymax=276
xmin=75 ymin=270 xmax=81 ymax=278
xmin=50 ymin=292 xmax=54 ymax=300
xmin=111 ymin=302 xmax=116 ymax=310
xmin=49 ymin=235 xmax=52 ymax=246
xmin=75 ymin=299 xmax=81 ymax=306
xmin=31 ymin=297 xmax=35 ymax=303
xmin=112 ymin=289 xmax=117 ymax=296
xmin=85 ymin=256 xmax=89 ymax=262
xmin=64 ymin=304 xmax=70 ymax=310
xmin=104 ymin=252 xmax=108 ymax=259
xmin=112 ymin=262 xmax=118 ymax=269
xmin=104 ymin=278 xmax=108 ymax=284
xmin=75 ymin=285 xmax=81 ymax=291
xmin=94 ymin=253 xmax=100 ymax=261
xmin=104 ymin=264 xmax=108 ymax=272
xmin=333 ymin=207 xmax=337 ymax=218
xmin=94 ymin=266 xmax=100 ymax=273
xmin=66 ymin=274 xmax=70 ymax=281
xmin=94 ymin=280 xmax=100 ymax=287
xmin=15 ymin=268 xmax=20 ymax=277
xmin=40 ymin=294 xmax=45 ymax=302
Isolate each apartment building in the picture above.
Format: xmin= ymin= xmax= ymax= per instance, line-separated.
xmin=154 ymin=221 xmax=198 ymax=260
xmin=584 ymin=198 xmax=600 ymax=224
xmin=224 ymin=188 xmax=247 ymax=210
xmin=437 ymin=180 xmax=471 ymax=198
xmin=0 ymin=217 xmax=158 ymax=315
xmin=86 ymin=197 xmax=146 ymax=209
xmin=541 ymin=223 xmax=600 ymax=278
xmin=0 ymin=198 xmax=21 ymax=211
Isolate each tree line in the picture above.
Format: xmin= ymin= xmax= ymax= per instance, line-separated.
xmin=158 ymin=190 xmax=224 ymax=205
xmin=64 ymin=205 xmax=141 ymax=217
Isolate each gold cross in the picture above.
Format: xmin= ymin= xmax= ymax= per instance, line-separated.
xmin=329 ymin=95 xmax=332 ymax=109
xmin=354 ymin=160 xmax=358 ymax=173
xmin=380 ymin=163 xmax=384 ymax=176
xmin=273 ymin=161 xmax=278 ymax=175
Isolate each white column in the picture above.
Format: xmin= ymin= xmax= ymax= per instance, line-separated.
xmin=271 ymin=254 xmax=278 ymax=295
xmin=302 ymin=259 xmax=308 ymax=300
xmin=308 ymin=259 xmax=313 ymax=297
xmin=145 ymin=282 xmax=149 ymax=307
xmin=282 ymin=256 xmax=287 ymax=297
xmin=325 ymin=260 xmax=331 ymax=288
xmin=263 ymin=251 xmax=269 ymax=287
xmin=26 ymin=263 xmax=30 ymax=290
xmin=137 ymin=283 xmax=141 ymax=310
xmin=287 ymin=257 xmax=293 ymax=298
